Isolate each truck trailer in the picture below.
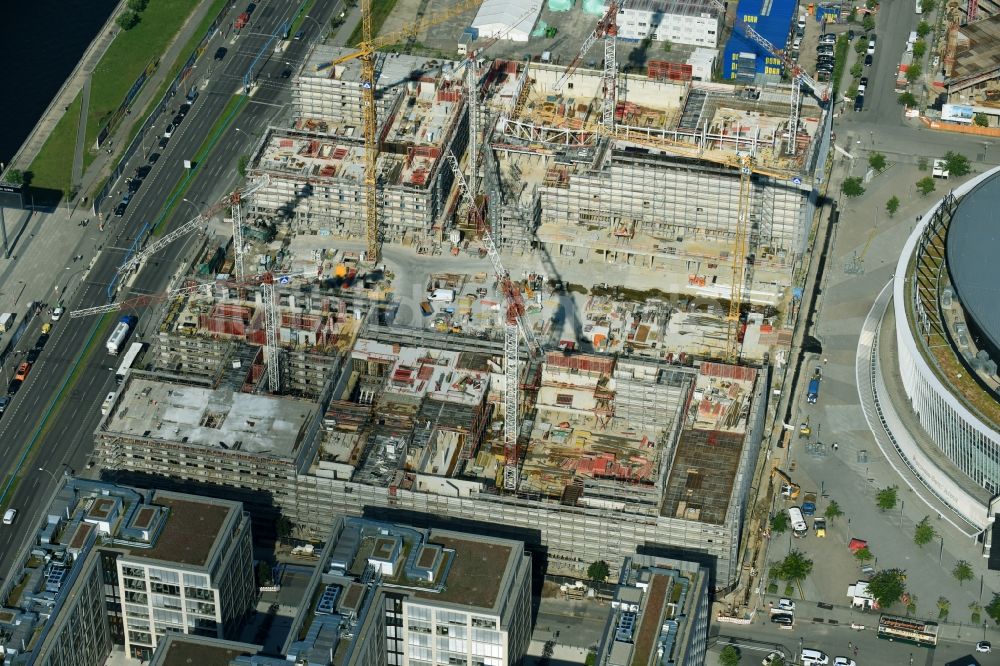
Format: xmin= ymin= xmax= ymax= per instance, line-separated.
xmin=106 ymin=316 xmax=137 ymax=356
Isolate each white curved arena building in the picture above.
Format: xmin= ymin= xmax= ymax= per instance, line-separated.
xmin=888 ymin=167 xmax=1000 ymax=536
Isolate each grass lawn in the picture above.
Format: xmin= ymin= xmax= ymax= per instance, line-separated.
xmin=86 ymin=0 xmax=204 ymax=152
xmin=347 ymin=0 xmax=401 ymax=45
xmin=27 ymin=91 xmax=83 ymax=195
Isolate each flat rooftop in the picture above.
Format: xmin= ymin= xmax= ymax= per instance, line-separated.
xmin=949 ymin=14 xmax=1000 ymax=85
xmin=125 ymin=495 xmax=231 ymax=567
xmin=152 ymin=635 xmax=259 ymax=666
xmin=413 ymin=533 xmax=513 ymax=610
xmin=105 ymin=376 xmax=315 ymax=458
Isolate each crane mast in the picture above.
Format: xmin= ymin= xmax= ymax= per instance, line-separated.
xmin=447 ymin=151 xmax=539 ymax=491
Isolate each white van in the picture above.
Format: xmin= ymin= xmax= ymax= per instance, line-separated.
xmin=101 ymin=392 xmax=116 ymax=415
xmin=3 ymin=509 xmax=17 ymax=525
xmin=800 ymin=649 xmax=829 ymax=665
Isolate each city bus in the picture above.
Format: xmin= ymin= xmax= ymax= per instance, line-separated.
xmin=877 ymin=614 xmax=939 ymax=646
xmin=115 ymin=342 xmax=147 ymax=384
xmin=787 ymin=507 xmax=808 ymax=538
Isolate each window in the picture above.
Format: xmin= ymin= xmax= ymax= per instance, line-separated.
xmin=556 ymin=393 xmax=573 ymax=407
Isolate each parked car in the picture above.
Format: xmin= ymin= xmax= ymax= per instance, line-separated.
xmin=976 ymin=641 xmax=992 ymax=653
xmin=294 ymin=29 xmax=305 ymax=40
xmin=214 ymin=46 xmax=228 ymax=61
xmin=833 ymin=658 xmax=857 ymax=666
xmin=854 ymin=94 xmax=865 ymax=111
xmin=35 ymin=333 xmax=50 ymax=349
xmin=172 ymin=113 xmax=184 ymax=125
xmin=0 ymin=396 xmax=10 ymax=417
xmin=127 ymin=178 xmax=141 ymax=193
xmin=859 ymin=76 xmax=869 ymax=87
xmin=163 ymin=124 xmax=174 ymax=138
xmin=114 ymin=202 xmax=128 ymax=217
xmin=7 ymin=378 xmax=22 ymax=396
xmin=148 ymin=152 xmax=161 ymax=164
xmin=25 ymin=348 xmax=40 ymax=364
xmin=770 ymin=613 xmax=794 ymax=625
xmin=135 ymin=165 xmax=151 ymax=179
xmin=158 ymin=136 xmax=169 ymax=149
xmin=51 ymin=304 xmax=64 ymax=321
xmin=864 ymin=53 xmax=873 ymax=66
xmin=820 ymin=33 xmax=837 ymax=43
xmin=762 ymin=653 xmax=783 ymax=666
xmin=178 ymin=103 xmax=191 ymax=116
xmin=246 ymin=2 xmax=256 ymax=12
xmin=867 ymin=36 xmax=876 ymax=55
xmin=777 ymin=598 xmax=795 ymax=611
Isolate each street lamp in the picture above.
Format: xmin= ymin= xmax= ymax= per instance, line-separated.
xmin=181 ymin=198 xmax=203 ymax=220
xmin=37 ymin=466 xmax=69 ymax=485
xmin=302 ymin=14 xmax=323 ymax=34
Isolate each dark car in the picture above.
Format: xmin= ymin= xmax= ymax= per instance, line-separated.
xmin=35 ymin=334 xmax=49 ymax=349
xmin=25 ymin=348 xmax=40 ymax=364
xmin=214 ymin=46 xmax=228 ymax=61
xmin=7 ymin=378 xmax=22 ymax=396
xmin=246 ymin=2 xmax=256 ymax=12
xmin=148 ymin=152 xmax=161 ymax=164
xmin=114 ymin=202 xmax=128 ymax=217
xmin=127 ymin=178 xmax=141 ymax=193
xmin=172 ymin=113 xmax=184 ymax=125
xmin=135 ymin=165 xmax=152 ymax=179
xmin=281 ymin=68 xmax=292 ymax=79
xmin=179 ymin=103 xmax=191 ymax=116
xmin=859 ymin=76 xmax=869 ymax=87
xmin=0 ymin=395 xmax=9 ymax=418
xmin=294 ymin=29 xmax=305 ymax=40
xmin=158 ymin=136 xmax=169 ymax=149
xmin=854 ymin=95 xmax=865 ymax=112
xmin=770 ymin=613 xmax=794 ymax=625
xmin=864 ymin=53 xmax=873 ymax=66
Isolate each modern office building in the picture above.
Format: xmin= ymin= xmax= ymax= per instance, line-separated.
xmin=0 ymin=479 xmax=255 ymax=665
xmin=285 ymin=516 xmax=532 ymax=666
xmin=887 ymin=167 xmax=1000 ymax=535
xmin=616 ymin=0 xmax=722 ymax=48
xmin=597 ymin=554 xmax=711 ymax=666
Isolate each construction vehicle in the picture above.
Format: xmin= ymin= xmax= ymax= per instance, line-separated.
xmin=799 ymin=416 xmax=812 ymax=438
xmin=771 ymin=467 xmax=800 ymax=499
xmin=801 ymin=492 xmax=817 ymax=516
xmin=324 ymin=0 xmax=484 ymax=265
xmin=813 ymin=516 xmax=827 ymax=538
xmin=235 ymin=11 xmax=250 ymax=30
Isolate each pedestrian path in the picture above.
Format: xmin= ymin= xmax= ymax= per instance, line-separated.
xmin=71 ymin=79 xmax=92 ymax=190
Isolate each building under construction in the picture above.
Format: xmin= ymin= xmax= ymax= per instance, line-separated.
xmin=481 ymin=61 xmax=824 ymax=304
xmin=96 ymin=317 xmax=768 ymax=592
xmin=248 ymin=47 xmax=468 ymax=245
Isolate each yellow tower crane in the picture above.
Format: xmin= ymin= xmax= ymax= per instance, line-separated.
xmin=325 ymin=0 xmax=484 ymax=264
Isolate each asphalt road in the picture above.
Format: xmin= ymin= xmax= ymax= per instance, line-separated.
xmin=0 ymin=0 xmax=341 ymax=575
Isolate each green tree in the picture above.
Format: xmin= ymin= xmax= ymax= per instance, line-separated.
xmin=865 ymin=0 xmax=877 ymax=8
xmin=2 ymin=169 xmax=24 ymax=185
xmin=988 ymin=593 xmax=1000 ymax=625
xmin=867 ymin=568 xmax=908 ymax=608
xmin=876 ymin=485 xmax=898 ymax=510
xmin=912 ymin=40 xmax=927 ymax=59
xmin=920 ymin=0 xmax=936 ymax=13
xmin=869 ymin=152 xmax=887 ymax=172
xmin=850 ymin=62 xmax=864 ymax=78
xmin=916 ymin=176 xmax=936 ymax=196
xmin=906 ymin=63 xmax=923 ymax=83
xmin=773 ymin=550 xmax=814 ymax=584
xmin=854 ymin=546 xmax=874 ymax=563
xmin=937 ymin=596 xmax=950 ymax=619
xmin=918 ymin=156 xmax=929 ymax=171
xmin=771 ymin=511 xmax=789 ymax=534
xmin=276 ymin=515 xmax=292 ymax=539
xmin=914 ymin=516 xmax=935 ymax=546
xmin=906 ymin=593 xmax=919 ymax=616
xmin=661 ymin=39 xmax=672 ymax=52
xmin=862 ymin=13 xmax=876 ymax=31
xmin=953 ymin=560 xmax=974 ymax=585
xmin=855 ymin=38 xmax=867 ymax=55
xmin=116 ymin=10 xmax=140 ymax=30
xmin=588 ymin=560 xmax=611 ymax=582
xmin=238 ymin=154 xmax=250 ymax=178
xmin=917 ymin=20 xmax=932 ymax=38
xmin=944 ymin=151 xmax=971 ymax=176
xmin=898 ymin=91 xmax=918 ymax=107
xmin=719 ymin=645 xmax=741 ymax=666
xmin=257 ymin=561 xmax=272 ymax=585
xmin=886 ymin=195 xmax=900 ymax=217
xmin=975 ymin=113 xmax=990 ymax=127
xmin=824 ymin=500 xmax=843 ymax=520
xmin=127 ymin=0 xmax=148 ymax=11
xmin=842 ymin=176 xmax=866 ymax=197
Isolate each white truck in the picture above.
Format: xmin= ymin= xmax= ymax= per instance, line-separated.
xmin=429 ymin=288 xmax=456 ymax=303
xmin=106 ymin=316 xmax=137 ymax=355
xmin=0 ymin=312 xmax=13 ymax=332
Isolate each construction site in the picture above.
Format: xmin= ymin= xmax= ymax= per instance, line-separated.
xmin=77 ymin=0 xmax=830 ymax=598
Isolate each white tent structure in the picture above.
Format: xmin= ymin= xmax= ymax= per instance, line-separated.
xmin=470 ymin=0 xmax=543 ymax=42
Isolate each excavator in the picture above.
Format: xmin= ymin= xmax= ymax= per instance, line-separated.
xmin=771 ymin=467 xmax=801 ymax=500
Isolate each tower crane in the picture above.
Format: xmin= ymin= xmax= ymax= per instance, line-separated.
xmin=446 ymin=150 xmax=541 ymax=492
xmin=117 ymin=176 xmax=271 ymax=279
xmin=71 ymin=270 xmax=305 ymax=393
xmin=552 ymin=0 xmax=626 ymax=130
xmin=323 ymin=0 xmax=485 ymax=265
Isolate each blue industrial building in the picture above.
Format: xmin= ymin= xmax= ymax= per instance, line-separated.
xmin=723 ymin=0 xmax=797 ymax=82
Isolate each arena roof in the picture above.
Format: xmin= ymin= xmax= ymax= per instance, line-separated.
xmin=946 ymin=171 xmax=1000 ymax=360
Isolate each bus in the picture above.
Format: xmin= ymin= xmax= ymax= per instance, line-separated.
xmin=787 ymin=507 xmax=808 ymax=537
xmin=877 ymin=614 xmax=939 ymax=646
xmin=115 ymin=342 xmax=147 ymax=384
